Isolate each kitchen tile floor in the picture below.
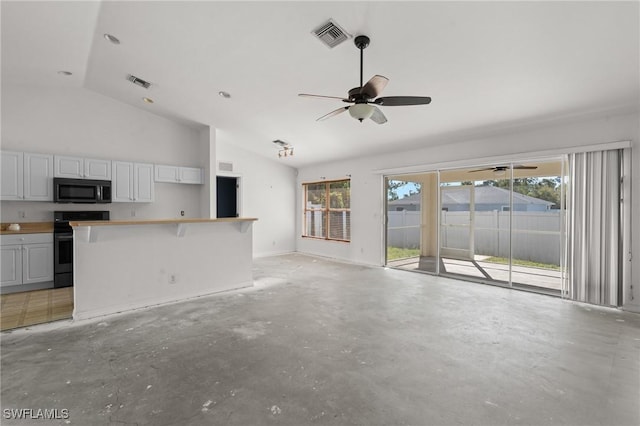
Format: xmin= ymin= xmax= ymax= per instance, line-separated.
xmin=0 ymin=287 xmax=73 ymax=331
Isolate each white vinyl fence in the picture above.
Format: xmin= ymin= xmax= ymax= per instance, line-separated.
xmin=388 ymin=210 xmax=562 ymax=265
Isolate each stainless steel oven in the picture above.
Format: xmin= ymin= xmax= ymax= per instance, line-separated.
xmin=54 ymin=211 xmax=110 ymax=287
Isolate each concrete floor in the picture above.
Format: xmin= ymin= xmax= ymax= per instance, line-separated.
xmin=389 ymin=256 xmax=562 ymax=291
xmin=1 ymin=253 xmax=639 ymax=425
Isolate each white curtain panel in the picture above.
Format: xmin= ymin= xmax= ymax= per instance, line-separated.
xmin=568 ymin=149 xmax=621 ymax=306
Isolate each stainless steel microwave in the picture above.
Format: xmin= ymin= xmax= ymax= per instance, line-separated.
xmin=53 ymin=178 xmax=112 ymax=204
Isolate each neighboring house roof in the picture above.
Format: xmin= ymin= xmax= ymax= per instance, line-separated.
xmin=389 ymin=186 xmax=554 ymax=207
xmin=388 ymin=192 xmax=421 ymax=206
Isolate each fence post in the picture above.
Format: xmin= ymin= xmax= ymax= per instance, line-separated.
xmin=495 ymin=210 xmax=499 ymax=257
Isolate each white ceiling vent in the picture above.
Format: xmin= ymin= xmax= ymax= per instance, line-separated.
xmin=312 ymin=19 xmax=351 ymax=48
xmin=127 ymin=74 xmax=151 ymax=89
xmin=218 ymin=161 xmax=233 ymax=172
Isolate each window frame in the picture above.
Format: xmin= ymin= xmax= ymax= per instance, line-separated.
xmin=302 ymin=178 xmax=351 ymax=242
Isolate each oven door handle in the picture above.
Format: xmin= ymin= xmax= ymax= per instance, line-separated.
xmin=55 ymin=235 xmax=73 ymax=241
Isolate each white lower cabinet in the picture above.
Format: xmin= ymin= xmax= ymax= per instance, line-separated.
xmin=112 ymin=161 xmax=154 ymax=202
xmin=23 ymin=243 xmax=54 ymax=284
xmin=0 ymin=234 xmax=53 ymax=287
xmin=1 ymin=246 xmax=22 ymax=286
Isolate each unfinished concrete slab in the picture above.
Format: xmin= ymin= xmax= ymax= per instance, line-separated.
xmin=1 ymin=253 xmax=639 ymax=425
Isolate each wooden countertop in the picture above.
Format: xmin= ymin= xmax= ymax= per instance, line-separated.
xmin=69 ymin=217 xmax=258 ymax=227
xmin=0 ymin=222 xmax=53 ymax=235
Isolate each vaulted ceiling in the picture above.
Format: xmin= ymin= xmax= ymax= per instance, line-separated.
xmin=2 ymin=1 xmax=638 ymax=167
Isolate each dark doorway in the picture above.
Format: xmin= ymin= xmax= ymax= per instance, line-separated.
xmin=216 ymin=176 xmax=238 ymax=218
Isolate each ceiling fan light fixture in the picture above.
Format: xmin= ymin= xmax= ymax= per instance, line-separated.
xmin=349 ymin=103 xmax=374 ymax=122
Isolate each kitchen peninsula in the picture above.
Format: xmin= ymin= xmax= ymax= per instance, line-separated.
xmin=69 ymin=218 xmax=257 ymax=320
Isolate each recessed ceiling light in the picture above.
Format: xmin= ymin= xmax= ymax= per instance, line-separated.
xmin=142 ymin=97 xmax=154 ymax=104
xmin=218 ymin=91 xmax=231 ymax=99
xmin=104 ymin=33 xmax=120 ymax=44
xmin=57 ymin=71 xmax=72 ymax=76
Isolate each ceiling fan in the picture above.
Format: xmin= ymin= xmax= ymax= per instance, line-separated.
xmin=299 ymin=35 xmax=432 ymax=124
xmin=468 ymin=165 xmax=538 ymax=173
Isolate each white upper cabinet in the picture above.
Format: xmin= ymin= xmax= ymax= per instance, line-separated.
xmin=112 ymin=161 xmax=134 ymax=202
xmin=55 ymin=155 xmax=111 ymax=180
xmin=1 ymin=151 xmax=24 ymax=200
xmin=54 ymin=155 xmax=83 ymax=178
xmin=113 ymin=161 xmax=154 ymax=203
xmin=134 ymin=163 xmax=154 ymax=203
xmin=85 ymin=158 xmax=111 ymax=180
xmin=179 ymin=167 xmax=203 ymax=184
xmin=1 ymin=151 xmax=53 ymax=201
xmin=155 ymin=165 xmax=179 ymax=183
xmin=155 ymin=164 xmax=203 ymax=184
xmin=24 ymin=153 xmax=54 ymax=201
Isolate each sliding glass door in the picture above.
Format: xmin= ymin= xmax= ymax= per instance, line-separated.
xmin=439 ymin=168 xmax=511 ymax=285
xmin=437 ymin=160 xmax=565 ymax=291
xmin=385 ymin=172 xmax=439 ymax=273
xmin=510 ymin=161 xmax=565 ymax=292
xmin=385 ymin=158 xmax=567 ymax=295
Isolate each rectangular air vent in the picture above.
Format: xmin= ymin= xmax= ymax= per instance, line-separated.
xmin=127 ymin=74 xmax=151 ymax=89
xmin=312 ymin=19 xmax=351 ymax=48
xmin=218 ymin=161 xmax=233 ymax=172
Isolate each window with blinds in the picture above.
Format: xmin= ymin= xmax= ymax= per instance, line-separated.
xmin=303 ymin=179 xmax=350 ymax=242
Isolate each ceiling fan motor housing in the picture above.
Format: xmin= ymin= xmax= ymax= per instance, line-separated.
xmin=348 ymin=87 xmax=370 ymax=102
xmin=354 ymin=35 xmax=370 ymax=50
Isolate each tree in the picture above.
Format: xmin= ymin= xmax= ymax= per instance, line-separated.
xmin=387 ymin=181 xmax=421 ymax=201
xmin=482 ymin=177 xmax=561 ymax=208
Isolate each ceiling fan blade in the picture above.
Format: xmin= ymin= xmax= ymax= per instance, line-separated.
xmin=513 ymin=165 xmax=538 ymax=170
xmin=369 ymin=105 xmax=387 ymax=124
xmin=468 ymin=168 xmax=496 ymax=173
xmin=299 ymin=93 xmax=351 ymax=102
xmin=317 ymin=106 xmax=349 ymax=121
xmin=374 ymin=96 xmax=432 ymax=106
xmin=360 ymin=75 xmax=389 ymax=99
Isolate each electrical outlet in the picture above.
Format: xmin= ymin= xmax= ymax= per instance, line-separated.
xmin=168 ymin=274 xmax=177 ymax=284
xmin=18 ymin=211 xmax=26 ymax=218
xmin=131 ymin=209 xmax=136 ymax=217
xmin=180 ymin=210 xmax=185 ymax=217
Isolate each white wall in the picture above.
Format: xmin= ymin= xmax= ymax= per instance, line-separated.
xmin=296 ymin=111 xmax=640 ymax=312
xmin=216 ymin=138 xmax=297 ymax=257
xmin=1 ymin=85 xmax=207 ymax=221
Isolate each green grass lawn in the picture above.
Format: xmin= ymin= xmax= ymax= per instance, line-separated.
xmin=387 ymin=247 xmax=420 ymax=261
xmin=483 ymin=256 xmax=560 ymax=270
